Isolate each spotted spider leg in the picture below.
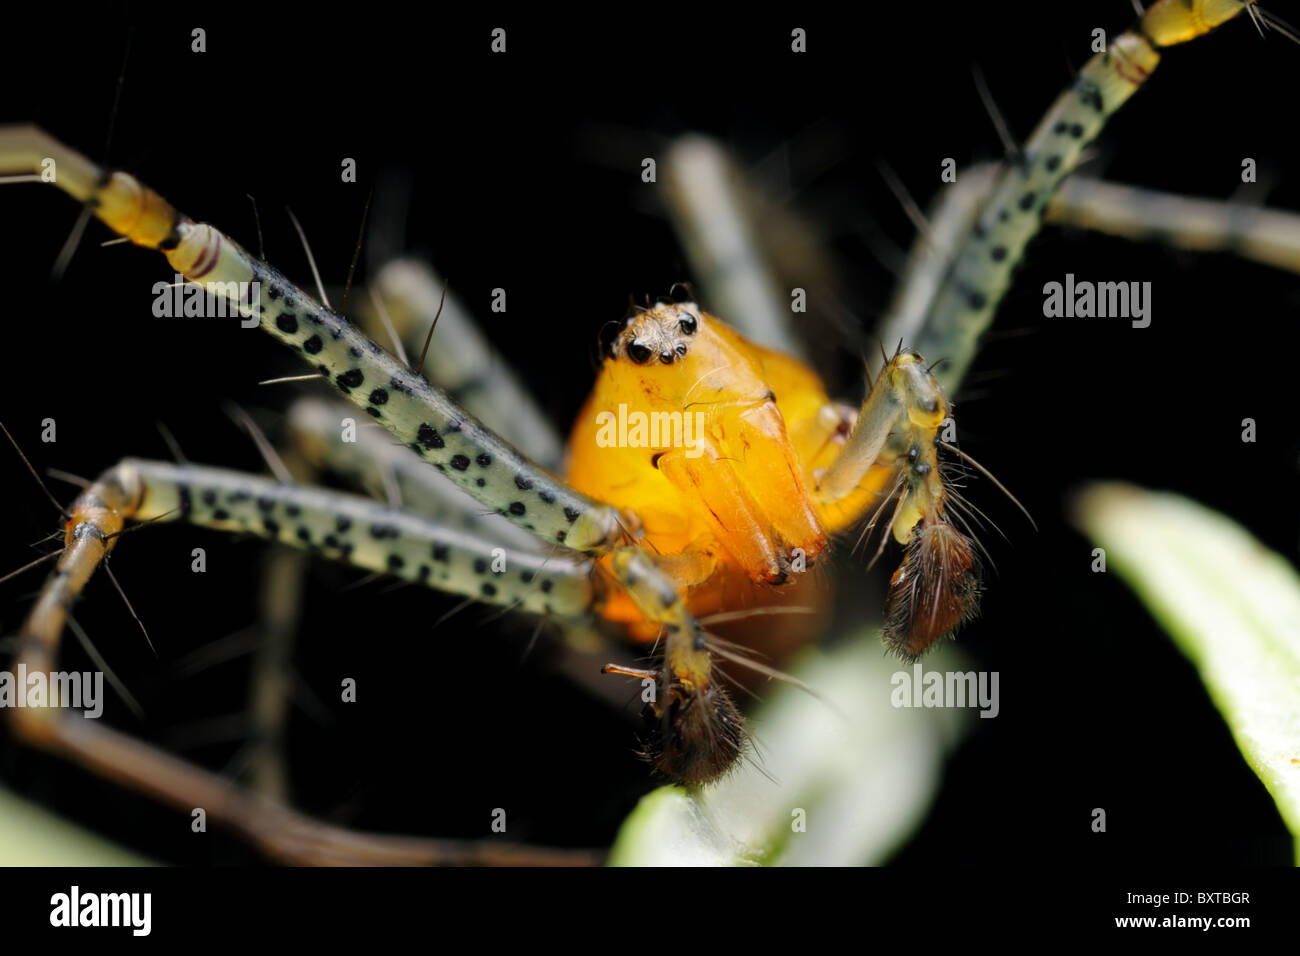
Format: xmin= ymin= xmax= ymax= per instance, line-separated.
xmin=6 ymin=457 xmax=605 ymax=864
xmin=286 ymin=396 xmax=544 ymax=550
xmin=0 ymin=128 xmax=617 ymax=551
xmin=361 ymin=258 xmax=565 ymax=469
xmin=0 ymin=124 xmax=733 ymax=779
xmin=894 ymin=0 xmax=1254 ymax=392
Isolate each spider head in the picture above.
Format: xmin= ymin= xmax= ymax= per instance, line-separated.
xmin=645 ymin=673 xmax=745 ymax=784
xmin=608 ymin=300 xmax=703 ymax=366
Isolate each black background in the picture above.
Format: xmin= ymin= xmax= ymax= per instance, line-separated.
xmin=1 ymin=1 xmax=1298 ymax=867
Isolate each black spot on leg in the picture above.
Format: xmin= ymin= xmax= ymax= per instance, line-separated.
xmin=1069 ymin=123 xmax=1084 ymax=139
xmin=1075 ymin=79 xmax=1104 ymax=113
xmin=476 ymin=453 xmax=492 ymax=468
xmin=540 ymin=579 xmax=553 ymax=593
xmin=1018 ymin=192 xmax=1036 ymax=211
xmin=417 ymin=564 xmax=431 ymax=583
xmin=514 ymin=474 xmax=533 ymax=490
xmin=521 ymin=571 xmax=535 ymax=584
xmin=432 ymin=543 xmax=449 ymax=562
xmin=365 ymin=407 xmax=381 ymax=418
xmin=303 ymin=335 xmax=323 ymax=354
xmin=417 ymin=424 xmax=444 ymax=450
xmin=336 ymin=369 xmax=364 ymax=391
xmin=991 ymin=246 xmax=1008 ymax=262
xmin=263 ymin=518 xmax=280 ymax=535
xmin=201 ymin=489 xmax=217 ymax=507
xmin=212 ymin=508 xmax=230 ymax=521
xmin=555 ymin=530 xmax=566 ymax=543
xmin=473 ymin=558 xmax=487 ymax=574
xmin=286 ymin=504 xmax=301 ymax=518
xmin=539 ymin=491 xmax=555 ymax=505
xmin=336 ymin=515 xmax=352 ymax=533
xmin=563 ymin=507 xmax=579 ymax=523
xmin=387 ymin=553 xmax=405 ymax=571
xmin=177 ymin=485 xmax=193 ymax=518
xmin=1044 ymin=155 xmax=1061 ymax=173
xmin=476 ymin=478 xmax=486 ymax=488
xmin=450 ymin=455 xmax=470 ymax=471
xmin=481 ymin=582 xmax=497 ymax=598
xmin=509 ymin=502 xmax=525 ymax=516
xmin=369 ymin=388 xmax=388 ymax=405
xmin=276 ymin=313 xmax=298 ymax=334
xmin=297 ymin=527 xmax=311 ymax=543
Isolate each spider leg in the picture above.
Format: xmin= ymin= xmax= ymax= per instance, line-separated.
xmin=891 ymin=2 xmax=1252 ymax=392
xmin=362 ymin=259 xmax=565 ymax=469
xmin=661 ymin=135 xmax=807 ymax=362
xmin=286 ymin=396 xmax=542 ymax=551
xmin=8 ymin=460 xmax=616 ymax=863
xmin=0 ymin=126 xmax=622 ymax=556
xmin=1046 ymin=175 xmax=1300 ymax=277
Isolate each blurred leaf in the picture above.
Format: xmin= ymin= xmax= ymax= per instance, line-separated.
xmin=609 ymin=638 xmax=970 ymax=866
xmin=1073 ymin=483 xmax=1300 ymax=854
xmin=0 ymin=785 xmax=153 ymax=865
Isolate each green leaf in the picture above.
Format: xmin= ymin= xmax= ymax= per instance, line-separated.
xmin=1073 ymin=483 xmax=1300 ymax=852
xmin=608 ymin=638 xmax=970 ymax=866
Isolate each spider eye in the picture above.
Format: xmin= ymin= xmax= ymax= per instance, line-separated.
xmin=678 ymin=315 xmax=697 ymax=335
xmin=626 ymin=341 xmax=652 ymax=364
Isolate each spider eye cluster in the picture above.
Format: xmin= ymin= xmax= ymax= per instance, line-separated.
xmin=615 ymin=302 xmax=703 ymax=366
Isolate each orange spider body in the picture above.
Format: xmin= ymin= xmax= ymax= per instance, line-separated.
xmin=565 ymin=302 xmax=889 ymax=644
